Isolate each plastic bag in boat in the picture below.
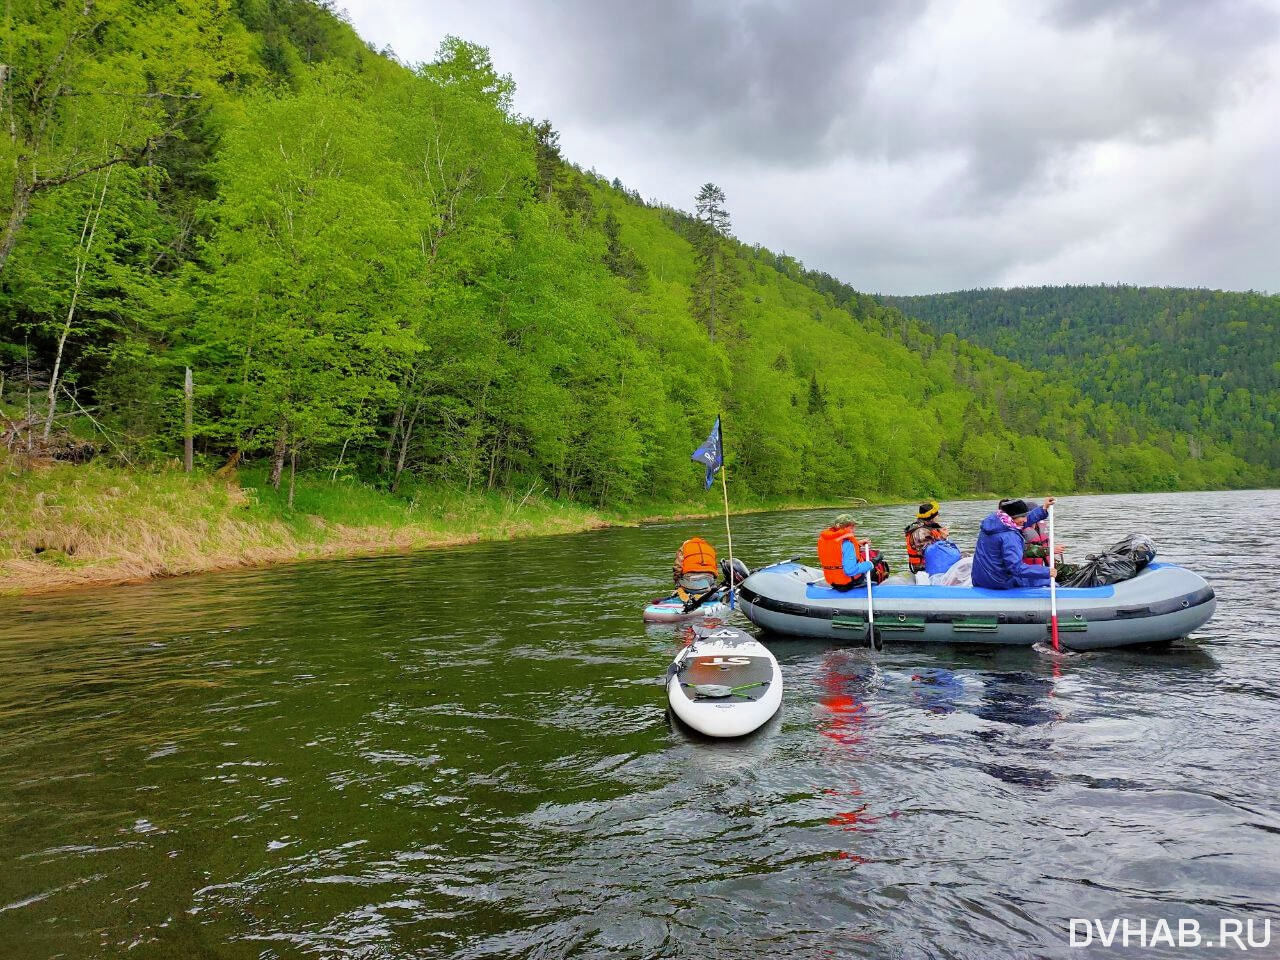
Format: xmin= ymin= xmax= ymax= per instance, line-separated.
xmin=1058 ymin=534 xmax=1157 ymax=588
xmin=933 ymin=555 xmax=973 ymax=586
xmin=923 ymin=539 xmax=962 ymax=575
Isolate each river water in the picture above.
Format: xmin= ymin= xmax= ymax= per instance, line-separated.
xmin=0 ymin=490 xmax=1277 ymax=959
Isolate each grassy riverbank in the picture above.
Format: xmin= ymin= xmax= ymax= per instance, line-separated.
xmin=0 ymin=462 xmax=851 ymax=596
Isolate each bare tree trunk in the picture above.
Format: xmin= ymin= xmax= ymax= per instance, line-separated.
xmin=183 ymin=367 xmax=193 ymax=472
xmin=43 ymin=168 xmax=111 ymax=439
xmin=269 ymin=424 xmax=287 ymax=489
xmin=24 ymin=347 xmax=32 ymax=454
xmin=392 ymin=399 xmax=423 ymax=492
xmin=383 ymin=400 xmax=405 ymax=474
xmin=0 ymin=180 xmax=33 ymax=276
xmin=332 ymin=435 xmax=351 ymax=481
xmin=487 ymin=441 xmax=499 ymax=490
xmin=287 ymin=448 xmax=297 ymax=508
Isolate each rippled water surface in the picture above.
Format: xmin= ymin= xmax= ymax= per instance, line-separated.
xmin=1 ymin=490 xmax=1278 ymax=959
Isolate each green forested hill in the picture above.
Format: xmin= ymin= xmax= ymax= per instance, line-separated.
xmin=884 ymin=286 xmax=1280 ymax=477
xmin=0 ymin=1 xmax=1264 ymax=510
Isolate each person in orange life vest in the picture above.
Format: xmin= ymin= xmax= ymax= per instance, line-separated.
xmin=817 ymin=514 xmax=876 ymax=591
xmin=904 ymin=500 xmax=949 ymax=573
xmin=672 ymin=537 xmax=719 ymax=608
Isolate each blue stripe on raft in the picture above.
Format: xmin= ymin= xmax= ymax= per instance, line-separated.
xmin=805 ymin=582 xmax=1115 ymax=600
xmin=768 ymin=560 xmax=1177 ymax=601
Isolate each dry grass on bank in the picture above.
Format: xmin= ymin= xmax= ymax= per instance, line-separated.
xmin=0 ymin=460 xmax=606 ymax=595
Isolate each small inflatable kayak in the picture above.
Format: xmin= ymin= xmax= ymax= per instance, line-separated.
xmin=666 ymin=625 xmax=782 ymax=737
xmin=739 ymin=561 xmax=1215 ymax=650
xmin=643 ymin=590 xmax=729 ymax=624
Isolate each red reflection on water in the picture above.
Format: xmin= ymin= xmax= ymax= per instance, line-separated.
xmin=828 ymin=805 xmax=875 ymax=829
xmin=819 ymin=655 xmax=869 ymax=747
xmin=819 ymin=654 xmax=882 ymax=862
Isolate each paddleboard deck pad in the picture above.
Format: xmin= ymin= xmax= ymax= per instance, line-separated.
xmin=666 ymin=625 xmax=782 ymax=737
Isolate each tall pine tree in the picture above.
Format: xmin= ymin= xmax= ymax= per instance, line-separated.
xmin=689 ymin=182 xmax=739 ymax=341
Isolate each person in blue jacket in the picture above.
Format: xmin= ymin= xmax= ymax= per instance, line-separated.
xmin=972 ymin=497 xmax=1057 ymax=589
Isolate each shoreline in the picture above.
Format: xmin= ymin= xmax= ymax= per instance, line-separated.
xmin=5 ymin=462 xmax=1258 ymax=600
xmin=0 ymin=462 xmax=864 ymax=599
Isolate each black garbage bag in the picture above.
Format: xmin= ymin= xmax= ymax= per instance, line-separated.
xmin=1058 ymin=534 xmax=1157 ymax=588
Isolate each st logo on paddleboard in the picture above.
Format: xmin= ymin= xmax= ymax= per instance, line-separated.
xmin=704 ymin=656 xmax=752 ymax=665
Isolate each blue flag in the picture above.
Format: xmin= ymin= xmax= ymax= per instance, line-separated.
xmin=691 ymin=417 xmax=723 ymax=490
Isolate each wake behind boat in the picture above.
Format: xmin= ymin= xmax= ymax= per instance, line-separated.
xmin=739 ymin=560 xmax=1215 ymax=650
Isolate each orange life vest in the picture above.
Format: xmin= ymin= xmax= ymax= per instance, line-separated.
xmin=904 ymin=519 xmax=945 ymax=573
xmin=817 ymin=526 xmax=866 ymax=587
xmin=675 ymin=537 xmax=718 ymax=576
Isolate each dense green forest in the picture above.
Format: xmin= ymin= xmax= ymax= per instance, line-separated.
xmin=0 ymin=0 xmax=1267 ymax=512
xmin=885 ymin=286 xmax=1280 ymax=478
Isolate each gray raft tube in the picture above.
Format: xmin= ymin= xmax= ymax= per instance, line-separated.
xmin=737 ymin=562 xmax=1216 ymax=650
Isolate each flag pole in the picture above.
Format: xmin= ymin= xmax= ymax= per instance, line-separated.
xmin=718 ymin=413 xmax=736 ymax=608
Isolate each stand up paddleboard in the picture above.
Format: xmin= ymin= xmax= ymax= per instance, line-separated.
xmin=643 ymin=591 xmax=730 ymax=624
xmin=666 ymin=625 xmax=782 ymax=737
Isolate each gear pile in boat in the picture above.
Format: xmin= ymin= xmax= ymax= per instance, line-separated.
xmin=1057 ymin=533 xmax=1157 ymax=588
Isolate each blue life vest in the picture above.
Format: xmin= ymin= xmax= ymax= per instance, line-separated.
xmin=923 ymin=539 xmax=962 ymax=575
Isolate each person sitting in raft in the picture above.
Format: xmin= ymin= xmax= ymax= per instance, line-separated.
xmin=817 ymin=514 xmax=885 ymax=591
xmin=905 ymin=500 xmax=950 ymax=574
xmin=1021 ymin=513 xmax=1063 ymax=567
xmin=972 ymin=497 xmax=1057 ymax=590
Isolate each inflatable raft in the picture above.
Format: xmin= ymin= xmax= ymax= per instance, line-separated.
xmin=738 ymin=561 xmax=1215 ymax=650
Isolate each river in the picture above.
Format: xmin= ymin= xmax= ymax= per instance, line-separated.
xmin=1 ymin=490 xmax=1277 ymax=959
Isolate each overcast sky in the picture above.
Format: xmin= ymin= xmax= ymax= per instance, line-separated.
xmin=342 ymin=0 xmax=1279 ymax=295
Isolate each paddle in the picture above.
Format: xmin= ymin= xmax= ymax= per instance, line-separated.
xmin=1048 ymin=504 xmax=1060 ymax=652
xmin=681 ymin=583 xmax=725 ymax=613
xmin=864 ymin=535 xmax=881 ymax=651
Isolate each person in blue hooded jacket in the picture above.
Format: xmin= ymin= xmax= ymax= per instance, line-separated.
xmin=972 ymin=497 xmax=1057 ymax=590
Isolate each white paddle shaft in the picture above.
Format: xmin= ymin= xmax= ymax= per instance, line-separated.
xmin=864 ymin=535 xmax=876 ymax=647
xmin=1048 ymin=504 xmax=1060 ymax=651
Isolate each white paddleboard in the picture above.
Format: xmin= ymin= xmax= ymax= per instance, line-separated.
xmin=666 ymin=625 xmax=782 ymax=738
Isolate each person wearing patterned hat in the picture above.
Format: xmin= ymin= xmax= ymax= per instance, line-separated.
xmin=904 ymin=500 xmax=950 ymax=574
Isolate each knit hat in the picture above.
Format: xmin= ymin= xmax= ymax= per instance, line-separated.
xmin=998 ymin=497 xmax=1031 ymax=518
xmin=834 ymin=513 xmax=855 ymax=527
xmin=917 ymin=500 xmax=940 ymax=520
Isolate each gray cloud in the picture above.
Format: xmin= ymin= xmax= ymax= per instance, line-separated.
xmin=493 ymin=0 xmax=929 ymax=165
xmin=343 ymin=0 xmax=1280 ymax=293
